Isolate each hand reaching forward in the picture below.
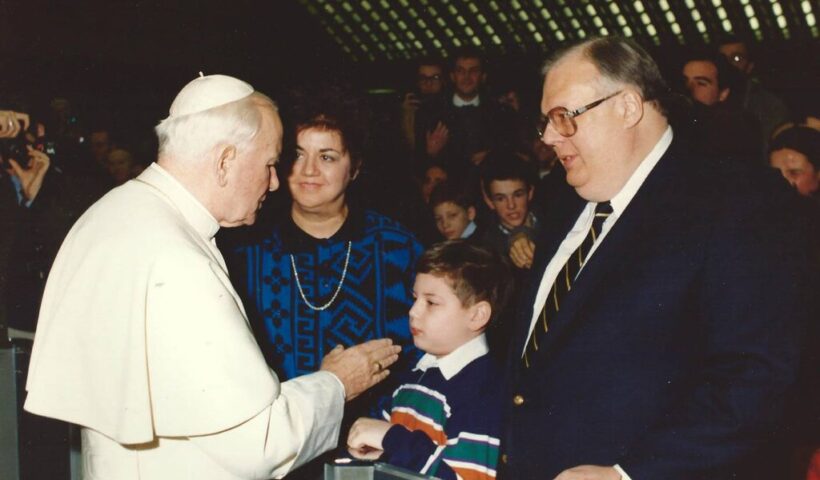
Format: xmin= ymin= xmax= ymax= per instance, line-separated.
xmin=320 ymin=338 xmax=401 ymax=401
xmin=347 ymin=417 xmax=392 ymax=460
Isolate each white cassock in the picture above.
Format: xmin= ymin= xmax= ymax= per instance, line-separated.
xmin=25 ymin=163 xmax=344 ymax=479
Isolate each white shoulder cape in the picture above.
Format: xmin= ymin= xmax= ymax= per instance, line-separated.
xmin=25 ymin=164 xmax=278 ymax=444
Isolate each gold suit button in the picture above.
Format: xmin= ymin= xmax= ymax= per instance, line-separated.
xmin=513 ymin=394 xmax=524 ymax=406
xmin=501 ymin=453 xmax=508 ymax=464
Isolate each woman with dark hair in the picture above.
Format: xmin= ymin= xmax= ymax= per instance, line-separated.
xmin=230 ymin=86 xmax=423 ymax=474
xmin=769 ymin=126 xmax=820 ymax=199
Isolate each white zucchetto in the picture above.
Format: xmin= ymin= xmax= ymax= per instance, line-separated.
xmin=167 ymin=73 xmax=254 ymax=119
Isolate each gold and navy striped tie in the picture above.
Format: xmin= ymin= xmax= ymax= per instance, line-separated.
xmin=522 ymin=201 xmax=613 ymax=368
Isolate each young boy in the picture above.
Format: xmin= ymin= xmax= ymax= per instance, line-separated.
xmin=347 ymin=241 xmax=511 ymax=479
xmin=479 ymin=152 xmax=539 ymax=268
xmin=430 ymin=182 xmax=479 ymax=241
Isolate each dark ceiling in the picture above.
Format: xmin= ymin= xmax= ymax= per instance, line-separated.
xmin=0 ymin=1 xmax=817 ymax=132
xmin=1 ymin=1 xmax=346 ymax=103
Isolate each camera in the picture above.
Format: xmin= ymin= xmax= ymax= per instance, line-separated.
xmin=0 ymin=135 xmax=29 ymax=165
xmin=0 ymin=117 xmax=59 ymax=168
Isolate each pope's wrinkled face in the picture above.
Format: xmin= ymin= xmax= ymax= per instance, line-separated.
xmin=224 ymin=106 xmax=282 ymax=227
xmin=540 ymin=57 xmax=629 ymax=202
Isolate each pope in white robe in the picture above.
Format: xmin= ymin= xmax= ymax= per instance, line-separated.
xmin=23 ymin=74 xmax=400 ymax=480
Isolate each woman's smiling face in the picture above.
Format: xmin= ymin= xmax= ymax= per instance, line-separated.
xmin=289 ymin=127 xmax=356 ymax=213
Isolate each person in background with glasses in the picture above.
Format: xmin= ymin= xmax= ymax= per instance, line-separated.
xmin=500 ymin=36 xmax=810 ymax=480
xmin=718 ymin=35 xmax=790 ymax=150
xmin=400 ymin=56 xmax=447 ymax=152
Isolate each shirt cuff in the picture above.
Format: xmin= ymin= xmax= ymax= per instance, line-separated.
xmin=324 ymin=370 xmax=347 ymax=401
xmin=614 ymin=464 xmax=632 ymax=480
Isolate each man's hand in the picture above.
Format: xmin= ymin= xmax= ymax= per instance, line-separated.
xmin=554 ymin=465 xmax=621 ymax=480
xmin=320 ymin=338 xmax=401 ymax=401
xmin=509 ymin=234 xmax=536 ymax=269
xmin=425 ymin=122 xmax=449 ymax=157
xmin=347 ymin=417 xmax=392 ymax=459
xmin=0 ymin=110 xmax=30 ymax=138
xmin=8 ymin=146 xmax=50 ymax=202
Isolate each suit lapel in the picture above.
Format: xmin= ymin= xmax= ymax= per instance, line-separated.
xmin=522 ymin=141 xmax=686 ymax=366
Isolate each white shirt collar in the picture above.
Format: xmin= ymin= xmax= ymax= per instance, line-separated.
xmin=413 ymin=334 xmax=488 ymax=380
xmin=453 ymin=94 xmax=480 ymax=107
xmin=608 ymin=126 xmax=673 ymax=217
xmin=460 ymin=220 xmax=477 ymax=239
xmin=136 ymin=163 xmax=220 ymax=240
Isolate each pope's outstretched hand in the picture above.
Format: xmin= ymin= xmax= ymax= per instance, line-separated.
xmin=321 ymin=339 xmax=401 ymax=401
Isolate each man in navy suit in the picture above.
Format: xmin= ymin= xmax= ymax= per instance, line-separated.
xmin=499 ymin=36 xmax=809 ymax=480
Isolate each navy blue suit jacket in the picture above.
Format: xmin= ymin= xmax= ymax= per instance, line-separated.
xmin=500 ymin=137 xmax=809 ymax=479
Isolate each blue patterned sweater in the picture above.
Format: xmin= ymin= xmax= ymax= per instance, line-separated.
xmin=232 ymin=208 xmax=424 ymax=420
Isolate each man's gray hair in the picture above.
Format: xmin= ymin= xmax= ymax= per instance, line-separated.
xmin=542 ymin=36 xmax=670 ymax=115
xmin=155 ymin=92 xmax=277 ymax=161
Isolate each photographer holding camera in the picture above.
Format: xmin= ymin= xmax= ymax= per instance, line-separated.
xmin=1 ymin=106 xmax=96 ymax=341
xmin=1 ymin=110 xmax=52 ymax=340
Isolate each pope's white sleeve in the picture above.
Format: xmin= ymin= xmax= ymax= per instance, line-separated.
xmin=190 ymin=370 xmax=345 ymax=480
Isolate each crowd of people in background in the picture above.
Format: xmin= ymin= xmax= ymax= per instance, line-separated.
xmin=2 ymin=33 xmax=819 ymax=479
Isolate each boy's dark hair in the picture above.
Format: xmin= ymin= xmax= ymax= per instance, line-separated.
xmin=480 ymin=151 xmax=537 ymax=197
xmin=417 ymin=240 xmax=512 ymax=327
xmin=429 ymin=181 xmax=474 ymax=210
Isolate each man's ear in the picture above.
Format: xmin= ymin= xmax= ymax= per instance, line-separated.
xmin=469 ymin=301 xmax=491 ymax=332
xmin=215 ymin=145 xmax=237 ymax=187
xmin=467 ymin=206 xmax=476 ymax=221
xmin=621 ymin=89 xmax=644 ymax=129
xmin=718 ymin=87 xmax=730 ymax=103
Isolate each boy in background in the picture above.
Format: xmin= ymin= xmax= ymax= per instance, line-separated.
xmin=347 ymin=241 xmax=512 ymax=480
xmin=430 ymin=182 xmax=479 ymax=241
xmin=479 ymin=153 xmax=539 ymax=263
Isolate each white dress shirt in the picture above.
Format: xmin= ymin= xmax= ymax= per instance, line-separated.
xmin=452 ymin=94 xmax=481 ymax=107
